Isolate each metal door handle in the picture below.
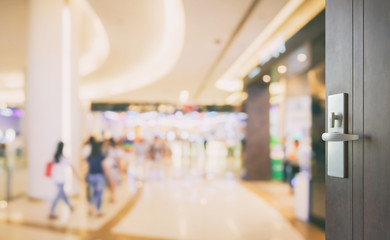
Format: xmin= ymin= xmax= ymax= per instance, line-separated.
xmin=322 ymin=132 xmax=359 ymax=142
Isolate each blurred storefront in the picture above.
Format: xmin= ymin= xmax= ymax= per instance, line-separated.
xmin=84 ymin=104 xmax=247 ymax=177
xmin=0 ymin=108 xmax=25 ymax=202
xmin=243 ymin=11 xmax=325 ymax=228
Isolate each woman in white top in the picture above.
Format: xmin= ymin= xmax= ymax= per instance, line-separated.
xmin=49 ymin=141 xmax=78 ymax=219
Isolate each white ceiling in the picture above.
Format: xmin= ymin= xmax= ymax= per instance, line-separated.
xmin=101 ymin=0 xmax=289 ymax=104
xmin=0 ymin=0 xmax=305 ymax=105
xmin=83 ymin=0 xmax=167 ymax=84
xmin=0 ymin=0 xmax=27 ymax=72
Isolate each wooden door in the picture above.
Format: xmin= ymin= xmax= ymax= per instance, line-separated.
xmin=363 ymin=0 xmax=390 ymax=239
xmin=326 ymin=0 xmax=390 ymax=239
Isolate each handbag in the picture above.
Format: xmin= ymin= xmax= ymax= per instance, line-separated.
xmin=45 ymin=161 xmax=53 ymax=177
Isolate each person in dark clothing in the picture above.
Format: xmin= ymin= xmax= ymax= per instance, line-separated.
xmin=86 ymin=141 xmax=108 ymax=217
xmin=286 ymin=140 xmax=301 ymax=188
xmin=82 ymin=136 xmax=96 ymax=205
xmin=281 ymin=137 xmax=289 ymax=182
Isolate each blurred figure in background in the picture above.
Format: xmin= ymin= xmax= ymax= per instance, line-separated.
xmin=81 ymin=136 xmax=96 ymax=206
xmin=49 ymin=141 xmax=79 ymax=220
xmin=226 ymin=138 xmax=235 ymax=159
xmin=133 ymin=137 xmax=148 ymax=179
xmin=101 ymin=138 xmax=110 ymax=156
xmin=86 ymin=141 xmax=109 ymax=217
xmin=105 ymin=138 xmax=122 ymax=202
xmin=0 ymin=144 xmax=6 ymax=161
xmin=149 ymin=136 xmax=165 ymax=179
xmin=163 ymin=138 xmax=172 ymax=159
xmin=82 ymin=136 xmax=95 ymax=160
xmin=281 ymin=137 xmax=288 ymax=182
xmin=286 ymin=139 xmax=301 ymax=188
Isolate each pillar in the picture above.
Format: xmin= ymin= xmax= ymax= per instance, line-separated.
xmin=26 ymin=0 xmax=80 ymax=199
xmin=243 ymin=84 xmax=270 ymax=180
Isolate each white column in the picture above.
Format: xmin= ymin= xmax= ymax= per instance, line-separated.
xmin=26 ymin=0 xmax=80 ymax=199
xmin=68 ymin=0 xmax=82 ymax=196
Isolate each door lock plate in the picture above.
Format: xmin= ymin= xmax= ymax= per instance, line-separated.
xmin=327 ymin=93 xmax=348 ymax=178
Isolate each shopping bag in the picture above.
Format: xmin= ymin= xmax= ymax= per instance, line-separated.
xmin=45 ymin=161 xmax=53 ymax=177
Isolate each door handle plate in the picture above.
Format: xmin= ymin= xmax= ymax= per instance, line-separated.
xmin=326 ymin=93 xmax=348 ymax=178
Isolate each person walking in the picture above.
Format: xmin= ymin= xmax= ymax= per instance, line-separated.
xmin=82 ymin=136 xmax=96 ymax=204
xmin=105 ymin=138 xmax=122 ymax=202
xmin=286 ymin=139 xmax=301 ymax=188
xmin=149 ymin=136 xmax=165 ymax=179
xmin=281 ymin=137 xmax=289 ymax=182
xmin=86 ymin=141 xmax=109 ymax=217
xmin=133 ymin=137 xmax=148 ymax=179
xmin=49 ymin=141 xmax=79 ymax=219
xmin=82 ymin=136 xmax=96 ymax=160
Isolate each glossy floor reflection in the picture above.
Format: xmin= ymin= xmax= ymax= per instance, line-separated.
xmin=113 ymin=176 xmax=304 ymax=240
xmin=0 ymin=154 xmax=312 ymax=240
xmin=0 ymin=181 xmax=133 ymax=231
xmin=0 ymin=224 xmax=78 ymax=240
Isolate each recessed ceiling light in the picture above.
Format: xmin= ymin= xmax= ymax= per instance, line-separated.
xmin=179 ymin=90 xmax=189 ymax=103
xmin=277 ymin=65 xmax=287 ymax=74
xmin=297 ymin=53 xmax=307 ymax=62
xmin=263 ymin=75 xmax=271 ymax=83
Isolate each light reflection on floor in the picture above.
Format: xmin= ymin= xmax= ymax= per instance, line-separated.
xmin=114 ymin=170 xmax=304 ymax=240
xmin=0 ymin=144 xmax=305 ymax=240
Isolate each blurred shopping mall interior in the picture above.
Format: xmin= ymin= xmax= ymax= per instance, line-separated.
xmin=0 ymin=0 xmax=327 ymax=239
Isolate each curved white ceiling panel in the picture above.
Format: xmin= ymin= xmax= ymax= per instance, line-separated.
xmin=77 ymin=0 xmax=110 ymax=77
xmin=80 ymin=0 xmax=186 ymax=100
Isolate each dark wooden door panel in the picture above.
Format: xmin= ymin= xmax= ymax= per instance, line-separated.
xmin=325 ymin=0 xmax=353 ymax=239
xmin=363 ymin=0 xmax=390 ymax=239
xmin=327 ymin=0 xmax=390 ymax=238
xmin=352 ymin=0 xmax=364 ymax=239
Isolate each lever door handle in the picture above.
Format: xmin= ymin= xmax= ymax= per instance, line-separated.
xmin=322 ymin=132 xmax=359 ymax=142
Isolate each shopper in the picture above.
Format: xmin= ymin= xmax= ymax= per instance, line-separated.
xmin=82 ymin=136 xmax=96 ymax=207
xmin=149 ymin=136 xmax=164 ymax=179
xmin=82 ymin=136 xmax=96 ymax=159
xmin=226 ymin=138 xmax=235 ymax=159
xmin=133 ymin=137 xmax=148 ymax=179
xmin=281 ymin=137 xmax=288 ymax=182
xmin=105 ymin=138 xmax=122 ymax=202
xmin=86 ymin=141 xmax=109 ymax=217
xmin=49 ymin=141 xmax=79 ymax=220
xmin=286 ymin=139 xmax=301 ymax=188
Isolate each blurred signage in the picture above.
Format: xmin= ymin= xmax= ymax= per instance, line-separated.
xmin=259 ymin=35 xmax=286 ymax=65
xmin=91 ymin=103 xmax=237 ymax=113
